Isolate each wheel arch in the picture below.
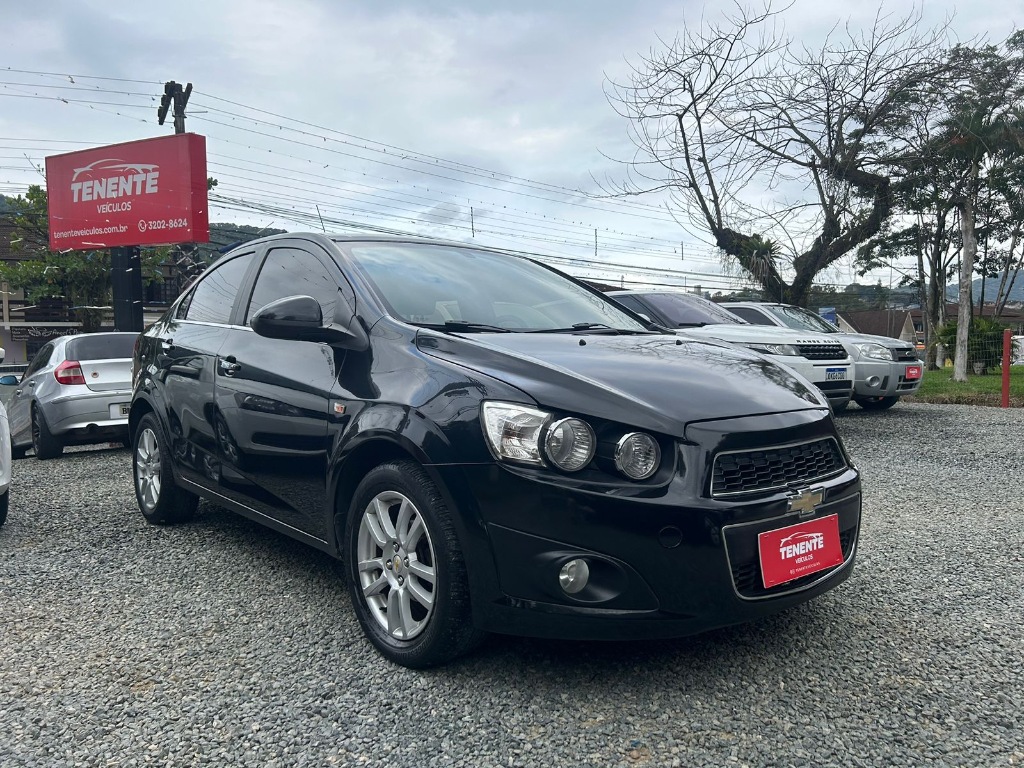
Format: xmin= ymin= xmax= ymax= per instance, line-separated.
xmin=330 ymin=437 xmax=426 ymax=554
xmin=129 ymin=395 xmax=156 ymax=440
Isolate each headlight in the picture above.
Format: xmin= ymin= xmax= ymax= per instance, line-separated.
xmin=482 ymin=403 xmax=596 ymax=472
xmin=853 ymin=342 xmax=891 ymax=361
xmin=745 ymin=342 xmax=799 ymax=356
xmin=544 ymin=417 xmax=596 ymax=472
xmin=481 ymin=402 xmax=548 ymax=465
xmin=614 ymin=432 xmax=661 ymax=480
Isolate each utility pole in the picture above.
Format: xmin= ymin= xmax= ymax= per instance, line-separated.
xmin=112 ymin=79 xmax=193 ymax=332
xmin=157 ymin=81 xmax=193 ymax=135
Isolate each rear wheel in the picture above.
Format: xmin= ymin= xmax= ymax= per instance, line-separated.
xmin=345 ymin=460 xmax=484 ymax=668
xmin=854 ymin=395 xmax=899 ymax=411
xmin=133 ymin=413 xmax=198 ymax=525
xmin=31 ymin=407 xmax=63 ymax=460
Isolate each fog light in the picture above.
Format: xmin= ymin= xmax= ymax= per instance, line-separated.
xmin=866 ymin=375 xmax=881 ymax=387
xmin=559 ymin=558 xmax=590 ymax=594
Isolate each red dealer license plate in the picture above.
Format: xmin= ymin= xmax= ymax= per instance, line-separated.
xmin=906 ymin=365 xmax=922 ymax=380
xmin=758 ymin=514 xmax=844 ymax=589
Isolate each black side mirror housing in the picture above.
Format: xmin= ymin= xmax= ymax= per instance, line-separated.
xmin=251 ymin=295 xmax=369 ymax=350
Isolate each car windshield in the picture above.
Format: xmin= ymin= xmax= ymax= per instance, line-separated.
xmin=343 ymin=242 xmax=650 ymax=333
xmin=65 ymin=333 xmax=138 ymax=360
xmin=766 ymin=306 xmax=839 ymax=334
xmin=637 ymin=292 xmax=746 ymax=327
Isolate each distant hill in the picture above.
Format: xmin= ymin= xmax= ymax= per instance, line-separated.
xmin=946 ymin=271 xmax=1024 ymax=304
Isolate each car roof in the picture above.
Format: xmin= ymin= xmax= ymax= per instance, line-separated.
xmin=222 ymin=231 xmax=524 ymax=257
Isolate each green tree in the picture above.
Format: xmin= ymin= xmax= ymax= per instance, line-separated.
xmin=930 ymin=39 xmax=1024 ymax=381
xmin=607 ymin=4 xmax=951 ymax=306
xmin=0 ymin=185 xmax=167 ymax=332
xmin=856 ymin=34 xmax=1024 ymax=374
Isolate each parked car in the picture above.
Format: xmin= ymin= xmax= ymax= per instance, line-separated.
xmin=131 ymin=234 xmax=861 ymax=668
xmin=8 ymin=332 xmax=137 ymax=460
xmin=606 ymin=290 xmax=856 ymax=411
xmin=0 ymin=401 xmax=10 ymax=527
xmin=721 ymin=302 xmax=922 ymax=411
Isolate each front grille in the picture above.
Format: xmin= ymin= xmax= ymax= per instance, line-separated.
xmin=796 ymin=343 xmax=848 ymax=361
xmin=730 ymin=527 xmax=856 ymax=597
xmin=892 ymin=348 xmax=919 ymax=362
xmin=711 ymin=438 xmax=846 ymax=497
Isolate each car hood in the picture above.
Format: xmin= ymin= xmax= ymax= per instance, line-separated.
xmin=832 ymin=331 xmax=913 ymax=350
xmin=415 ymin=331 xmax=825 ymax=435
xmin=676 ymin=324 xmax=839 ymax=346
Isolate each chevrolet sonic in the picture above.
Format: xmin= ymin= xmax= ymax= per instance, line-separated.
xmin=130 ymin=234 xmax=861 ymax=668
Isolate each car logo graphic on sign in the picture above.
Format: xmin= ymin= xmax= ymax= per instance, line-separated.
xmin=788 ymin=487 xmax=824 ymax=517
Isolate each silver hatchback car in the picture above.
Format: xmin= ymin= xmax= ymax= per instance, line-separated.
xmin=9 ymin=332 xmax=137 ymax=460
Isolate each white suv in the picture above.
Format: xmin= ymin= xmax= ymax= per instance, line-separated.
xmin=608 ymin=291 xmax=855 ymax=410
xmin=721 ymin=302 xmax=922 ymax=411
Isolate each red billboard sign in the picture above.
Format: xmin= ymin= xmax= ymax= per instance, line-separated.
xmin=45 ymin=133 xmax=210 ymax=251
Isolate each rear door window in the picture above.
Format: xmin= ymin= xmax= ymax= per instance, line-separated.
xmin=727 ymin=306 xmax=773 ymax=325
xmin=23 ymin=343 xmax=54 ymax=378
xmin=184 ymin=252 xmax=257 ymax=324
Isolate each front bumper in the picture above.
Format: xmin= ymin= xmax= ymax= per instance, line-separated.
xmin=771 ymin=357 xmax=854 ymax=408
xmin=433 ymin=427 xmax=861 ymax=640
xmin=853 ymin=359 xmax=922 ymax=398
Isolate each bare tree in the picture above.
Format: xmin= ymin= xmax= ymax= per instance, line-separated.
xmin=606 ymin=3 xmax=950 ymax=305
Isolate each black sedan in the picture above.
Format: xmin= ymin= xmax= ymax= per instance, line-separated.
xmin=130 ymin=234 xmax=861 ymax=667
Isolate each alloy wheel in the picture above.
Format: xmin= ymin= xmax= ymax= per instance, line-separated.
xmin=135 ymin=427 xmax=162 ymax=512
xmin=356 ymin=490 xmax=437 ymax=640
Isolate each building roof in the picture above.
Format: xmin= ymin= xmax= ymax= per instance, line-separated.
xmin=838 ymin=309 xmax=915 ymax=337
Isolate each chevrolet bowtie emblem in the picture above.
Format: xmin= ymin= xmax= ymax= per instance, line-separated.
xmin=788 ymin=487 xmax=824 ymax=517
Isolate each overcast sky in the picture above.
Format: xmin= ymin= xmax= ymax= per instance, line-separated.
xmin=1 ymin=0 xmax=1017 ymax=293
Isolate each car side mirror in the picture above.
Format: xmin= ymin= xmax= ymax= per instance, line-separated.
xmin=251 ymin=295 xmax=369 ymax=350
xmin=0 ymin=374 xmax=18 ymax=386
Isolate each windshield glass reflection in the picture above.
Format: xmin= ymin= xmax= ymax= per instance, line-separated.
xmin=343 ymin=243 xmax=649 ymax=333
xmin=768 ymin=306 xmax=839 ymax=333
xmin=640 ymin=293 xmax=747 ymax=327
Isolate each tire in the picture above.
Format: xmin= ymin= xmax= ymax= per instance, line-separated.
xmin=11 ymin=441 xmax=27 ymax=460
xmin=31 ymin=407 xmax=63 ymax=460
xmin=133 ymin=413 xmax=198 ymax=525
xmin=345 ymin=460 xmax=484 ymax=668
xmin=0 ymin=490 xmax=8 ymax=527
xmin=854 ymin=395 xmax=899 ymax=411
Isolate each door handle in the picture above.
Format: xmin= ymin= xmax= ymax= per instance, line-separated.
xmin=219 ymin=356 xmax=241 ymax=377
xmin=160 ymin=337 xmax=175 ymax=351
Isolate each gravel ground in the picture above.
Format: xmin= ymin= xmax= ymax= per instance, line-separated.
xmin=1 ymin=402 xmax=1023 ymax=767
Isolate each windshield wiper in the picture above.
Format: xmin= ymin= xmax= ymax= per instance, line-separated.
xmin=527 ymin=322 xmax=635 ymax=334
xmin=431 ymin=320 xmax=512 ymax=333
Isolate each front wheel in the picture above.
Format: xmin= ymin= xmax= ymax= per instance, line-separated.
xmin=133 ymin=413 xmax=198 ymax=525
xmin=854 ymin=395 xmax=899 ymax=411
xmin=345 ymin=460 xmax=484 ymax=668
